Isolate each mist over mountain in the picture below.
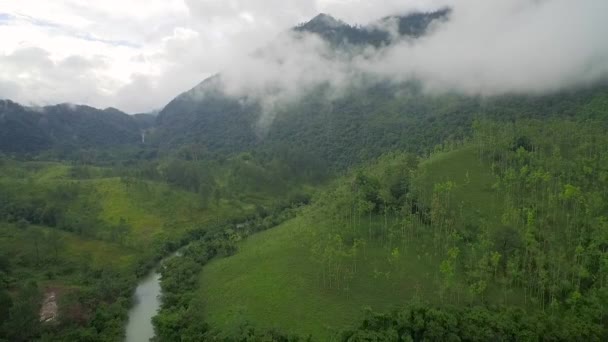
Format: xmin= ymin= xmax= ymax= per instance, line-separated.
xmin=153 ymin=6 xmax=608 ymax=167
xmin=154 ymin=9 xmax=453 ymax=159
xmin=2 ymin=2 xmax=607 ymax=162
xmin=4 ymin=8 xmax=455 ymax=155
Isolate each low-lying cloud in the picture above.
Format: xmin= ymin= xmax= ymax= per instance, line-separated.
xmin=366 ymin=0 xmax=608 ymax=95
xmin=218 ymin=0 xmax=608 ymax=100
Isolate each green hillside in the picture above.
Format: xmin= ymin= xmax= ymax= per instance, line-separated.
xmin=198 ymin=147 xmax=504 ymax=339
xmin=192 ymin=119 xmax=608 ymax=340
xmin=199 ymin=216 xmax=440 ymax=340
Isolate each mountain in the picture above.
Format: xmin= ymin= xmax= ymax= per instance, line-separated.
xmin=0 ymin=9 xmax=458 ymax=157
xmin=0 ymin=100 xmax=152 ymax=153
xmin=132 ymin=113 xmax=157 ymax=129
xmin=379 ymin=8 xmax=451 ymax=38
xmin=153 ymin=9 xmax=607 ymax=168
xmin=2 ymin=9 xmax=607 ymax=162
xmin=293 ymin=9 xmax=450 ymax=47
xmin=154 ymin=10 xmax=453 ymax=156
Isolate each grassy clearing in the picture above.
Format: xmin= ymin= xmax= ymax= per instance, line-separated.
xmin=89 ymin=178 xmax=203 ymax=244
xmin=416 ymin=146 xmax=503 ymax=226
xmin=88 ymin=177 xmax=280 ymax=246
xmin=199 ymin=216 xmax=441 ymax=340
xmin=198 ymin=214 xmax=467 ymax=339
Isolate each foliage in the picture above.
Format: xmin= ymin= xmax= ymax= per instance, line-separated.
xmin=197 ymin=118 xmax=608 ymax=339
xmin=153 ymin=207 xmax=301 ymax=341
xmin=155 ymin=70 xmax=608 ymax=170
xmin=341 ymin=301 xmax=607 ymax=341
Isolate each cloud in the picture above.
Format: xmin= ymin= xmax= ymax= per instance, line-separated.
xmin=359 ymin=0 xmax=608 ymax=95
xmin=0 ymin=0 xmax=449 ymax=112
xmin=0 ymin=0 xmax=191 ymax=112
xmin=0 ymin=0 xmax=606 ymax=114
xmin=316 ymin=0 xmax=451 ymax=23
xmin=0 ymin=47 xmax=117 ymax=107
xmin=214 ymin=0 xmax=608 ymax=105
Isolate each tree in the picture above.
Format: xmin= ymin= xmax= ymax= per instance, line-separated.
xmin=0 ymin=288 xmax=12 ymax=327
xmin=2 ymin=281 xmax=42 ymax=342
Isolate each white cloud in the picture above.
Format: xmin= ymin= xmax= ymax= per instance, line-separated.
xmin=0 ymin=0 xmax=446 ymax=112
xmin=0 ymin=0 xmax=606 ymax=114
xmin=359 ymin=0 xmax=608 ymax=95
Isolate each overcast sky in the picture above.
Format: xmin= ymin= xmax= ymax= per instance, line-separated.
xmin=0 ymin=0 xmax=445 ymax=113
xmin=1 ymin=0 xmax=606 ymax=114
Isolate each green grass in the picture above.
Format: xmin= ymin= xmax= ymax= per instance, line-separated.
xmin=1 ymin=158 xmax=270 ymax=252
xmin=0 ymin=160 xmax=236 ymax=290
xmin=60 ymin=229 xmax=136 ymax=270
xmin=88 ymin=177 xmax=280 ymax=246
xmin=89 ymin=178 xmax=200 ymax=244
xmin=198 ymin=147 xmax=509 ymax=340
xmin=416 ymin=146 xmax=503 ymax=226
xmin=30 ymin=162 xmax=70 ymax=182
xmin=199 ymin=216 xmax=443 ymax=340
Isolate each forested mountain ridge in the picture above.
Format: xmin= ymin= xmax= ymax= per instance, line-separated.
xmin=153 ymin=10 xmax=453 ymax=159
xmin=0 ymin=100 xmax=153 ymax=153
xmin=155 ymin=76 xmax=608 ymax=169
xmin=153 ymin=9 xmax=608 ymax=169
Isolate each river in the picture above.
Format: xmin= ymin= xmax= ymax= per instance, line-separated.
xmin=125 ymin=249 xmax=184 ymax=341
xmin=124 ymin=269 xmax=162 ymax=342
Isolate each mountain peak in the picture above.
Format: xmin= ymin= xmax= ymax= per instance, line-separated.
xmin=308 ymin=13 xmax=343 ymax=27
xmin=296 ymin=13 xmax=347 ymax=33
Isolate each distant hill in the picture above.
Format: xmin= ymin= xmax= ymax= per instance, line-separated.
xmin=0 ymin=100 xmax=153 ymax=153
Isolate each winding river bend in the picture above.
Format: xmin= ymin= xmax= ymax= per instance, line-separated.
xmin=124 ymin=270 xmax=162 ymax=342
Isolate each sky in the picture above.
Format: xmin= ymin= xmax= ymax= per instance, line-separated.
xmin=0 ymin=0 xmax=443 ymax=113
xmin=0 ymin=0 xmax=606 ymax=113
